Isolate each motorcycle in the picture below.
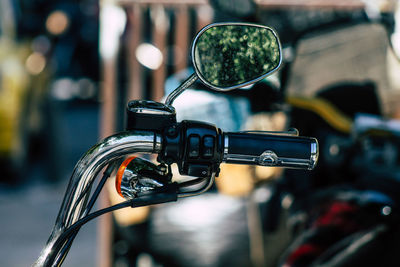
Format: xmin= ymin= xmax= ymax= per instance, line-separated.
xmin=33 ymin=22 xmax=318 ymax=267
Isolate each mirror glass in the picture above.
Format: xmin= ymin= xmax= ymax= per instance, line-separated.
xmin=192 ymin=23 xmax=281 ymax=90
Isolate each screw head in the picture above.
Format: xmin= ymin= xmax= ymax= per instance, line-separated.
xmin=167 ymin=126 xmax=177 ymax=137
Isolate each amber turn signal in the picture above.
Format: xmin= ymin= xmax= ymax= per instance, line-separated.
xmin=115 ymin=156 xmax=136 ymax=198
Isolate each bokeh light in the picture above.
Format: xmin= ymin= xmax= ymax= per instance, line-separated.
xmin=25 ymin=52 xmax=46 ymax=75
xmin=135 ymin=43 xmax=163 ymax=70
xmin=46 ymin=10 xmax=70 ymax=35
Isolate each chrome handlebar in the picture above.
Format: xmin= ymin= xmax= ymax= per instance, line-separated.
xmin=34 ymin=131 xmax=161 ymax=267
xmin=35 ymin=127 xmax=318 ymax=266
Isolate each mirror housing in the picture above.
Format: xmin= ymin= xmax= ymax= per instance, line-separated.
xmin=192 ymin=22 xmax=282 ymax=91
xmin=164 ymin=22 xmax=282 ymax=106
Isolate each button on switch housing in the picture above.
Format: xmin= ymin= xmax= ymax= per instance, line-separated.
xmin=188 ymin=135 xmax=200 ymax=158
xmin=203 ymin=135 xmax=215 ymax=158
xmin=187 ymin=164 xmax=209 ymax=177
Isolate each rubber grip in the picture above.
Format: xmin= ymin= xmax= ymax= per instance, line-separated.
xmin=223 ymin=132 xmax=318 ymax=169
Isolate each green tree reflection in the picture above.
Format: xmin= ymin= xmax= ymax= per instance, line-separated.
xmin=194 ymin=25 xmax=280 ymax=88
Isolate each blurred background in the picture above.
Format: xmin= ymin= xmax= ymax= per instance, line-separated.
xmin=1 ymin=0 xmax=400 ymax=266
xmin=0 ymin=0 xmax=100 ymax=266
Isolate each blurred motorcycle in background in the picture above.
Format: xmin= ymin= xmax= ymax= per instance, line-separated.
xmin=274 ymin=4 xmax=400 ymax=266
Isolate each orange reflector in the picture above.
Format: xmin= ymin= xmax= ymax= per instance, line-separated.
xmin=116 ymin=156 xmax=136 ymax=198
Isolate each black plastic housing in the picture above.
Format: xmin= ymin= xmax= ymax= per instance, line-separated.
xmin=160 ymin=120 xmax=224 ymax=177
xmin=126 ymin=100 xmax=176 ymax=132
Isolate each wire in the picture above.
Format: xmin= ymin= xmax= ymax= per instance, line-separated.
xmin=64 ymin=182 xmax=93 ymax=227
xmin=45 ymin=201 xmax=132 ymax=267
xmin=51 ymin=163 xmax=117 ymax=267
xmin=177 ymin=177 xmax=207 ymax=188
xmin=46 ymin=182 xmax=178 ymax=267
xmin=177 ymin=173 xmax=215 ymax=198
xmin=65 ymin=161 xmax=118 ymax=226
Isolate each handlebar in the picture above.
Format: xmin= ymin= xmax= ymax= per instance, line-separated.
xmin=35 ymin=121 xmax=318 ymax=266
xmin=35 ymin=130 xmax=162 ymax=267
xmin=160 ymin=120 xmax=318 ymax=179
xmin=223 ymin=132 xmax=318 ymax=169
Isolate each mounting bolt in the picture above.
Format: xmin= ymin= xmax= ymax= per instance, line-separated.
xmin=167 ymin=126 xmax=177 ymax=137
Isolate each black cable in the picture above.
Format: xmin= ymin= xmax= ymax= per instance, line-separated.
xmin=45 ymin=183 xmax=178 ymax=267
xmin=44 ymin=201 xmax=132 ymax=267
xmin=66 ymin=161 xmax=118 ymax=226
xmin=64 ymin=182 xmax=93 ymax=227
xmin=85 ymin=162 xmax=118 ymax=215
xmin=52 ymin=163 xmax=117 ymax=267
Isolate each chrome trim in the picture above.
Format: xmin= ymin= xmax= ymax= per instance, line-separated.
xmin=165 ymin=73 xmax=198 ymax=106
xmin=223 ymin=153 xmax=317 ymax=169
xmin=128 ymin=100 xmax=176 ymax=115
xmin=309 ymin=140 xmax=319 ymax=170
xmin=34 ymin=130 xmax=161 ymax=267
xmin=224 ymin=154 xmax=259 ymax=164
xmin=132 ymin=108 xmax=174 ymax=115
xmin=238 ymin=128 xmax=299 ymax=136
xmin=154 ymin=134 xmax=162 ymax=152
xmin=279 ymin=157 xmax=317 ymax=169
xmin=66 ymin=131 xmax=160 ymax=224
xmin=223 ymin=137 xmax=319 ymax=170
xmin=177 ymin=173 xmax=216 ymax=198
xmin=224 ymin=134 xmax=229 ymax=156
xmin=120 ymin=162 xmax=166 ymax=200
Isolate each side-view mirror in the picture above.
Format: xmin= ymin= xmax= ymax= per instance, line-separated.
xmin=165 ymin=22 xmax=282 ymax=105
xmin=192 ymin=23 xmax=282 ymax=91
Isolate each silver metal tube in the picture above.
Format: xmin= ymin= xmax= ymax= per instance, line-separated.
xmin=34 ymin=131 xmax=161 ymax=267
xmin=164 ymin=72 xmax=198 ymax=106
xmin=177 ymin=173 xmax=216 ymax=198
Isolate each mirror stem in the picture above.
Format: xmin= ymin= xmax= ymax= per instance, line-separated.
xmin=165 ymin=73 xmax=198 ymax=106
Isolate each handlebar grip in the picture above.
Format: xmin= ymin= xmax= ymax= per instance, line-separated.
xmin=223 ymin=132 xmax=318 ymax=170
